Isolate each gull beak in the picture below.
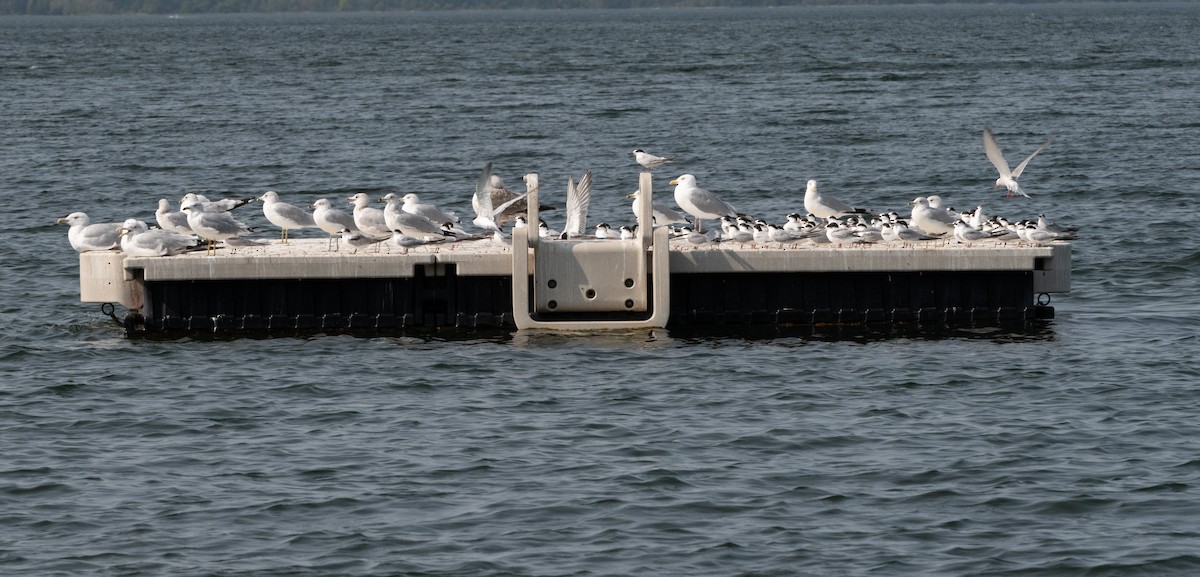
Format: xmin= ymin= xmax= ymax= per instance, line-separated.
xmin=56 ymin=217 xmax=68 ymax=224
xmin=626 ymin=192 xmax=637 ymax=199
xmin=669 ymin=179 xmax=679 ymax=185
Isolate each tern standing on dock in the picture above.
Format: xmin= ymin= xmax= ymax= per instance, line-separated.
xmin=632 ymin=149 xmax=675 ymax=172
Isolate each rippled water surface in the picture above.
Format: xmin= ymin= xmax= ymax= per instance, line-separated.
xmin=3 ymin=4 xmax=1200 ymax=575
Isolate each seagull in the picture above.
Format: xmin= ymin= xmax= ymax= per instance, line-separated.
xmin=628 ymin=190 xmax=690 ymax=226
xmin=470 ymin=162 xmax=554 ymax=229
xmin=669 ymin=174 xmax=738 ymax=234
xmin=382 ymin=193 xmax=454 ymax=240
xmin=181 ymin=199 xmax=255 ymax=254
xmin=118 ymin=219 xmax=200 ymax=257
xmin=310 ymin=198 xmax=359 ymax=250
xmin=57 ymin=212 xmax=121 ymax=253
xmin=347 ymin=192 xmax=392 ymax=240
xmin=561 ymin=170 xmax=593 ymax=238
xmin=632 ymin=149 xmax=675 ymax=171
xmin=180 ymin=192 xmax=254 ymax=213
xmin=259 ymin=190 xmax=317 ymax=244
xmin=155 ymin=199 xmax=193 ymax=235
xmin=402 ymin=193 xmax=459 ymax=226
xmin=909 ymin=196 xmax=956 ymax=236
xmin=983 ymin=126 xmax=1056 ymax=199
xmin=803 ymin=179 xmax=868 ymax=219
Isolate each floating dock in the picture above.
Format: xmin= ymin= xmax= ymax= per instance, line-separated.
xmin=74 ymin=175 xmax=1071 ymax=334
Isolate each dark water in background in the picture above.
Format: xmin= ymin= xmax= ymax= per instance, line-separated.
xmin=3 ymin=4 xmax=1200 ymax=575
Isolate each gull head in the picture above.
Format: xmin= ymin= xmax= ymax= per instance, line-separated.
xmin=57 ymin=212 xmax=89 ymax=226
xmin=670 ymin=174 xmax=696 ymax=188
xmin=259 ymin=190 xmax=279 ymax=203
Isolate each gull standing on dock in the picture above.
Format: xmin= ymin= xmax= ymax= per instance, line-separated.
xmin=258 ymin=190 xmax=316 ymax=244
xmin=180 ymin=192 xmax=255 ymax=213
xmin=628 ymin=190 xmax=690 ymax=227
xmin=57 ymin=212 xmax=121 ymax=253
xmin=181 ymin=199 xmax=255 ymax=254
xmin=118 ymin=218 xmax=200 ymax=257
xmin=155 ymin=199 xmax=193 ymax=235
xmin=311 ymin=198 xmax=359 ymax=251
xmin=402 ymin=193 xmax=458 ymax=227
xmin=347 ymin=192 xmax=392 ymax=240
xmin=632 ymin=149 xmax=675 ymax=172
xmin=983 ymin=126 xmax=1056 ymax=199
xmin=909 ymin=196 xmax=956 ymax=236
xmin=803 ymin=179 xmax=868 ymax=219
xmin=382 ymin=193 xmax=453 ymax=240
xmin=669 ymin=174 xmax=738 ymax=234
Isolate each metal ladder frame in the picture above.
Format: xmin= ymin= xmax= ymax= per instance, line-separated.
xmin=512 ymin=172 xmax=670 ymax=330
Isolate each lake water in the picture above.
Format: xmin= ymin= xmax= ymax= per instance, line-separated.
xmin=3 ymin=4 xmax=1200 ymax=575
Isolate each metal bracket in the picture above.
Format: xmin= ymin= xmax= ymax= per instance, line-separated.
xmin=512 ymin=171 xmax=670 ymax=330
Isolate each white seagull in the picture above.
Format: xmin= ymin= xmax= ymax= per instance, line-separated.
xmin=57 ymin=212 xmax=121 ymax=253
xmin=348 ymin=193 xmax=392 ymax=240
xmin=628 ymin=190 xmax=690 ymax=226
xmin=180 ymin=192 xmax=254 ymax=213
xmin=402 ymin=193 xmax=459 ymax=226
xmin=983 ymin=126 xmax=1056 ymax=199
xmin=259 ymin=190 xmax=316 ymax=244
xmin=155 ymin=199 xmax=193 ymax=235
xmin=803 ymin=179 xmax=867 ymax=219
xmin=311 ymin=198 xmax=360 ymax=251
xmin=181 ymin=200 xmax=255 ymax=254
xmin=669 ymin=174 xmax=738 ymax=234
xmin=909 ymin=197 xmax=956 ymax=236
xmin=382 ymin=193 xmax=453 ymax=240
xmin=118 ymin=219 xmax=200 ymax=257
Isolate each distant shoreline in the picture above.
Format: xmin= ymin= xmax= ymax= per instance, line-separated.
xmin=0 ymin=0 xmax=1157 ymax=17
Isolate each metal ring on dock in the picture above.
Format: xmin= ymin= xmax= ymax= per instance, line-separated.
xmin=100 ymin=302 xmax=121 ymax=326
